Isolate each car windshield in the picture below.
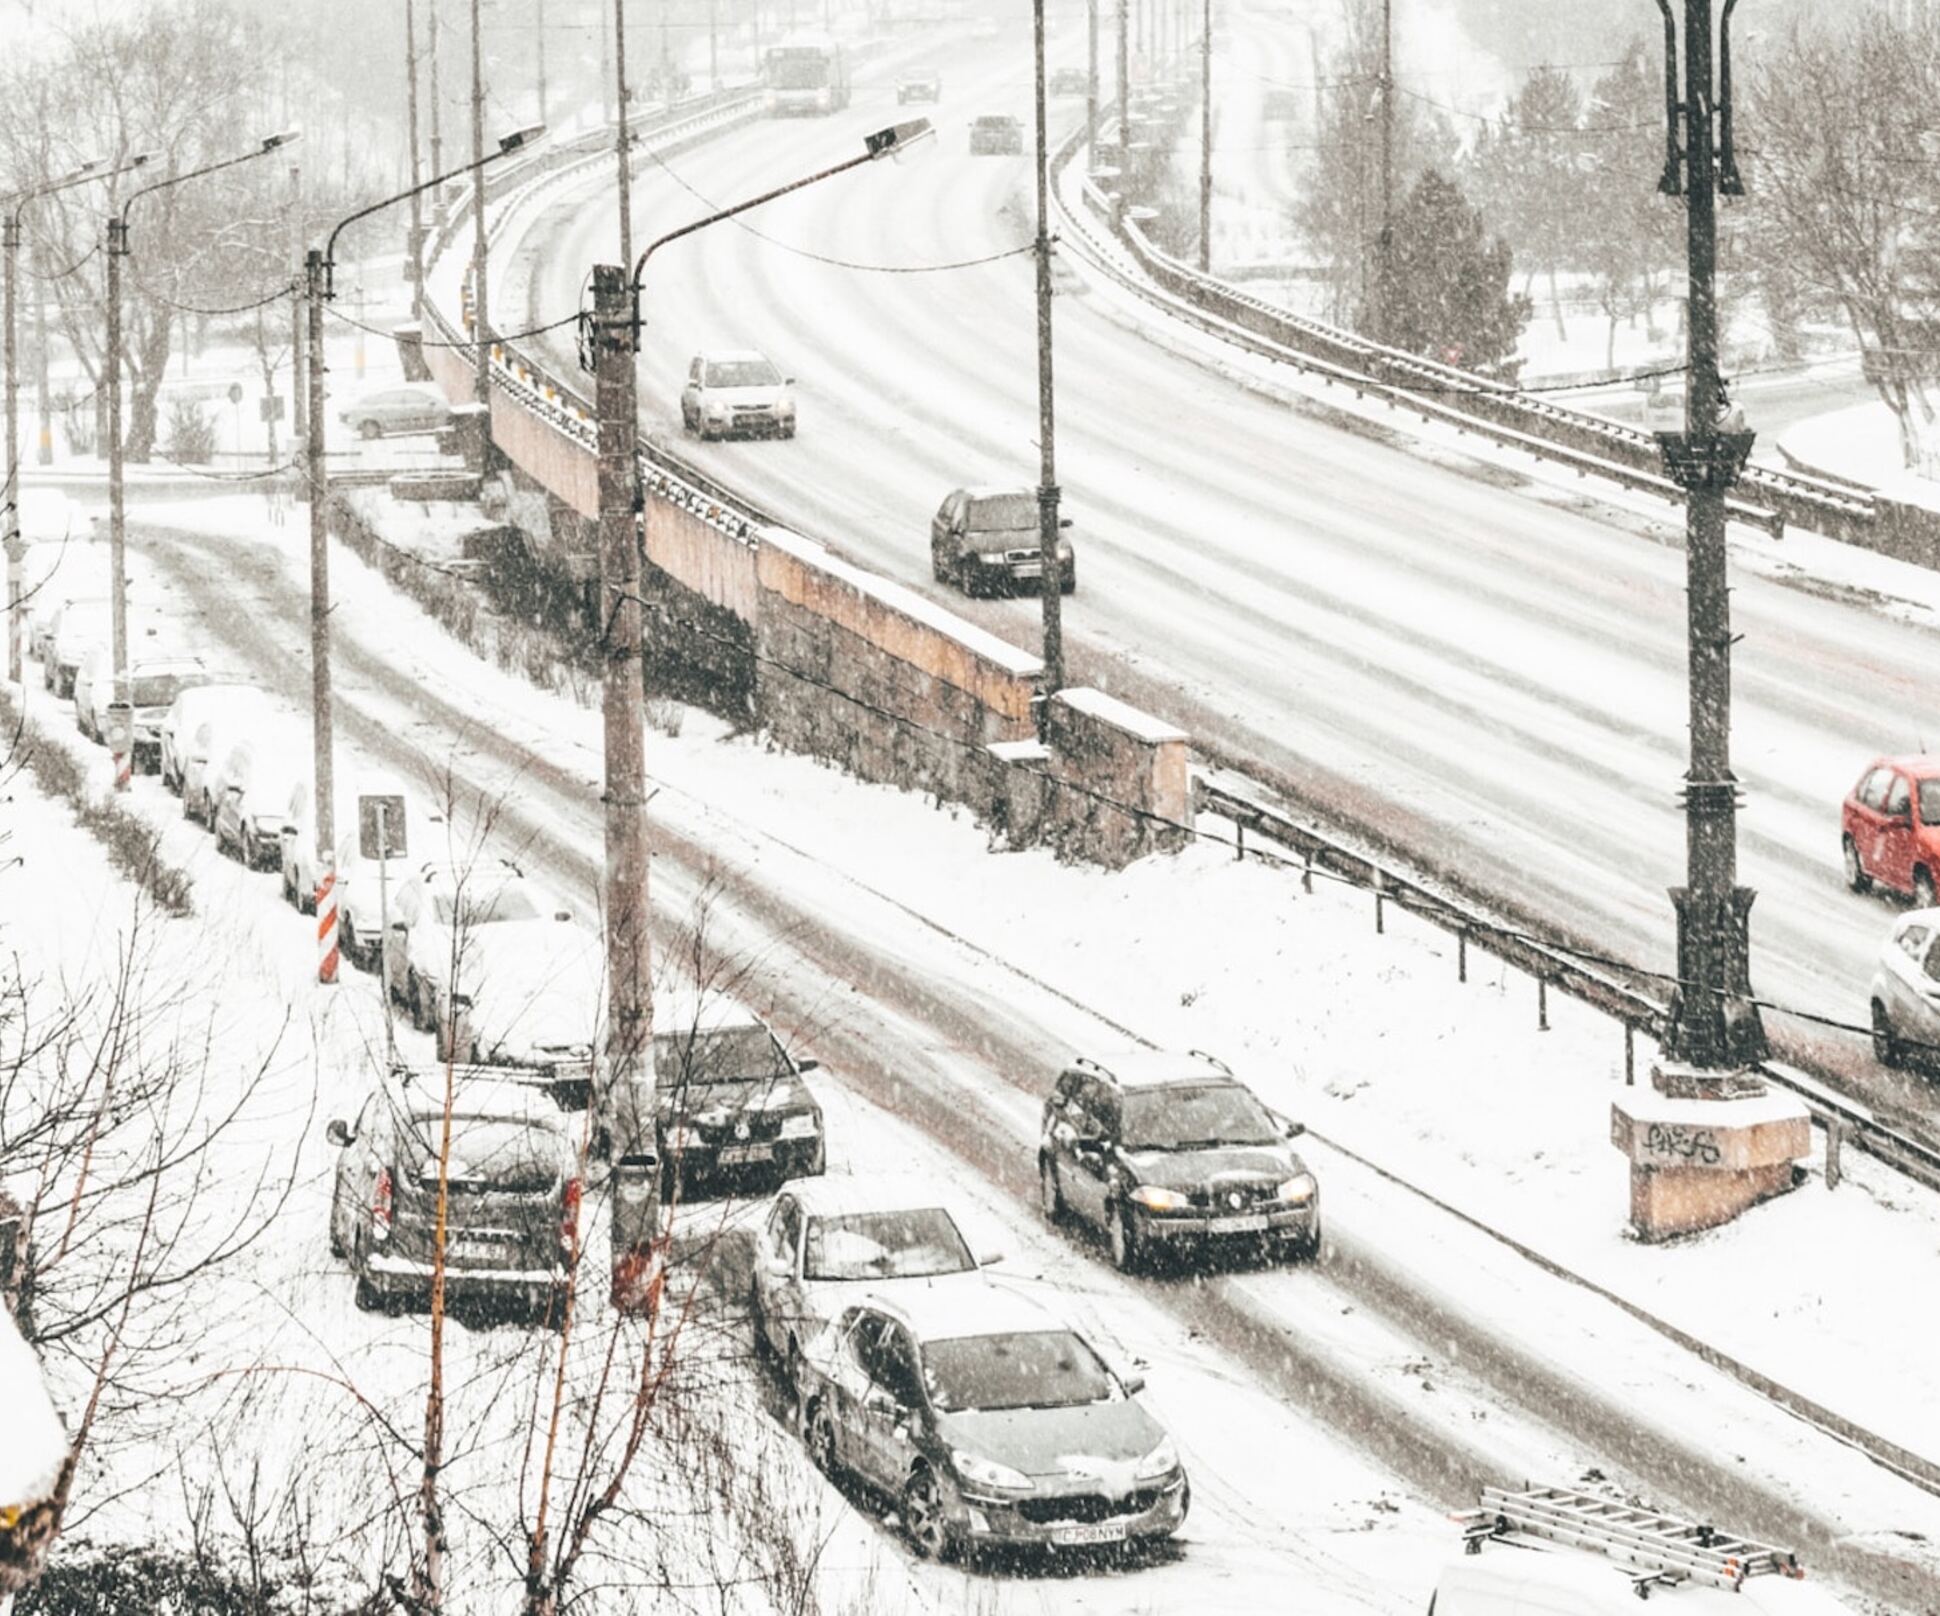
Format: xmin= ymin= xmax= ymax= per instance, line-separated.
xmin=431 ymin=885 xmax=541 ymax=926
xmin=410 ymin=1114 xmax=560 ymax=1192
xmin=967 ymin=493 xmax=1036 ymax=529
xmin=975 ymin=117 xmax=1015 ymax=130
xmin=656 ymin=1024 xmax=789 ymax=1087
xmin=802 ymin=1208 xmax=975 ymax=1281
xmin=1121 ymin=1083 xmax=1280 ymax=1151
xmin=923 ymin=1329 xmax=1114 ymax=1412
xmin=132 ymin=671 xmax=201 ymax=707
xmin=767 ymin=51 xmax=830 ymax=87
xmin=1921 ymin=780 xmax=1940 ymax=825
xmin=705 ymin=359 xmax=781 ymax=388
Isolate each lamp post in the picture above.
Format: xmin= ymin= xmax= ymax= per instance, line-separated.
xmin=469 ymin=0 xmax=491 ymax=403
xmin=5 ymin=158 xmax=128 ymax=688
xmin=1197 ymin=0 xmax=1211 ymax=272
xmin=105 ymin=133 xmax=297 ymax=790
xmin=591 ymin=116 xmax=933 ymax=1312
xmin=305 ymin=124 xmax=543 ymax=986
xmin=1031 ymin=0 xmax=1064 ymax=697
xmin=406 ymin=0 xmax=427 ymax=318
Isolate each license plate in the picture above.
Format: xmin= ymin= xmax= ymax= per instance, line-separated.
xmin=718 ymin=1143 xmax=773 ymax=1165
xmin=1208 ymin=1213 xmax=1270 ymax=1235
xmin=1052 ymin=1521 xmax=1128 ymax=1547
xmin=449 ymin=1238 xmax=505 ymax=1260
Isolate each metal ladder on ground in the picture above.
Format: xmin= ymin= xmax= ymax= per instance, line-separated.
xmin=1458 ymin=1484 xmax=1806 ymax=1597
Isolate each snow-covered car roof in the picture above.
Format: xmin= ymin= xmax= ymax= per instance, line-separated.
xmin=1071 ymin=1047 xmax=1234 ymax=1091
xmin=652 ymin=986 xmax=776 ymax=1038
xmin=783 ymin=1174 xmax=969 ymax=1222
xmin=694 ymin=348 xmax=774 ymax=368
xmin=386 ymin=1067 xmax=576 ymax=1125
xmin=862 ymin=1278 xmax=1065 ymax=1346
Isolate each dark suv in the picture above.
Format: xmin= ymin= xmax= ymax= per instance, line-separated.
xmin=1037 ymin=1051 xmax=1319 ymax=1271
xmin=326 ymin=1070 xmax=579 ymax=1320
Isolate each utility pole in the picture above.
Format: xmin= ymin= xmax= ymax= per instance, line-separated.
xmin=290 ymin=166 xmax=307 ymax=438
xmin=1086 ymin=0 xmax=1099 ymax=161
xmin=589 ymin=262 xmax=658 ymax=1311
xmin=305 ymin=248 xmax=339 ymax=985
xmin=104 ymin=213 xmax=129 ymax=787
xmin=615 ymin=0 xmax=635 ymax=272
xmin=1654 ymin=0 xmax=1765 ymax=1072
xmin=600 ymin=0 xmax=614 ymax=125
xmin=1197 ymin=0 xmax=1211 ymax=271
xmin=3 ymin=211 xmax=18 ymax=687
xmin=1373 ymin=0 xmax=1394 ymax=342
xmin=1032 ymin=0 xmax=1064 ymax=698
xmin=537 ymin=0 xmax=549 ymax=126
xmin=430 ymin=0 xmax=445 ymax=179
xmin=33 ymin=241 xmax=52 ymax=465
xmin=1116 ymin=0 xmax=1130 ymax=167
xmin=470 ymin=0 xmax=491 ymax=404
xmin=407 ymin=0 xmax=427 ymax=318
xmin=709 ymin=0 xmax=720 ymax=92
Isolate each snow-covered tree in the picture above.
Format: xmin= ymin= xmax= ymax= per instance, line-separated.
xmin=1378 ymin=168 xmax=1531 ymax=377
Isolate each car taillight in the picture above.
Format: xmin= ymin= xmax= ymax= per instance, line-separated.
xmin=561 ymin=1177 xmax=582 ymax=1248
xmin=371 ymin=1168 xmax=394 ymax=1241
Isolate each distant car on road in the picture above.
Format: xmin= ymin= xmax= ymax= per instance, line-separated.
xmin=930 ymin=485 xmax=1075 ymax=595
xmin=338 ymin=382 xmax=452 ymax=440
xmin=1868 ymin=908 xmax=1940 ymax=1068
xmin=679 ymin=350 xmax=797 ymax=441
xmin=896 ymin=68 xmax=941 ymax=103
xmin=1049 ymin=66 xmax=1088 ymax=95
xmin=1038 ymin=1049 xmax=1319 ymax=1271
xmin=750 ymin=1176 xmax=993 ymax=1393
xmin=1842 ymin=756 xmax=1940 ymax=907
xmin=797 ymin=1285 xmax=1188 ymax=1560
xmin=968 ymin=113 xmax=1023 ymax=155
xmin=326 ymin=1068 xmax=578 ymax=1321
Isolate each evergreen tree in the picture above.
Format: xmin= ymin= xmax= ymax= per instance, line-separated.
xmin=1379 ymin=168 xmax=1532 ymax=377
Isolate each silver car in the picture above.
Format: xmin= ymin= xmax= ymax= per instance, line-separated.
xmin=1868 ymin=908 xmax=1940 ymax=1067
xmin=680 ymin=350 xmax=797 ymax=441
xmin=338 ymin=383 xmax=452 ymax=440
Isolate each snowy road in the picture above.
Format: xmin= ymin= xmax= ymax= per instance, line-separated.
xmin=500 ymin=29 xmax=1940 ymax=1137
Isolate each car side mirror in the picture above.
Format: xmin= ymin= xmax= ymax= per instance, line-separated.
xmin=391 ymin=920 xmax=409 ymax=934
xmin=794 ymin=1057 xmax=821 ymax=1074
xmin=225 ymin=785 xmax=243 ymax=799
xmin=784 ymin=375 xmax=796 ymax=385
xmin=977 ymin=1248 xmax=1004 ymax=1267
xmin=1121 ymin=1373 xmax=1146 ymax=1397
xmin=325 ymin=1119 xmax=352 ymax=1147
xmin=1284 ymin=1119 xmax=1306 ymax=1139
xmin=1058 ymin=516 xmax=1074 ymax=529
xmin=554 ymin=910 xmax=572 ymax=922
xmin=863 ymin=1388 xmax=900 ymax=1416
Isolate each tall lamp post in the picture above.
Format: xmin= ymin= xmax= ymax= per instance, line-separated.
xmin=588 ymin=116 xmax=933 ymax=1311
xmin=304 ymin=124 xmax=543 ymax=985
xmin=1197 ymin=0 xmax=1211 ymax=271
xmin=5 ymin=158 xmax=130 ymax=688
xmin=1031 ymin=0 xmax=1065 ymax=696
xmin=105 ymin=132 xmax=298 ymax=789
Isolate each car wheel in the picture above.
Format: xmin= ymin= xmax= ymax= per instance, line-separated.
xmin=433 ymin=1003 xmax=451 ymax=1062
xmin=1060 ymin=564 xmax=1076 ymax=596
xmin=281 ymin=863 xmax=296 ymax=906
xmin=359 ymin=419 xmax=383 ymax=441
xmin=900 ymin=1467 xmax=955 ymax=1562
xmin=328 ymin=1193 xmax=347 ymax=1259
xmin=413 ymin=977 xmax=434 ymax=1035
xmin=1843 ymin=835 xmax=1870 ymax=893
xmin=1916 ymin=867 xmax=1936 ymax=911
xmin=804 ymin=1396 xmax=841 ymax=1478
xmin=300 ymin=879 xmax=317 ymax=917
xmin=781 ymin=420 xmax=796 ymax=439
xmin=785 ymin=1338 xmax=807 ymax=1402
xmin=1872 ymin=999 xmax=1903 ymax=1068
xmin=342 ymin=918 xmax=366 ymax=970
xmin=351 ymin=1235 xmax=383 ymax=1311
xmin=1293 ymin=1219 xmax=1322 ymax=1263
xmin=1108 ymin=1200 xmax=1142 ymax=1273
xmin=1039 ymin=1154 xmax=1065 ymax=1223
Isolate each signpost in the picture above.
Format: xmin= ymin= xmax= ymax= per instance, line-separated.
xmin=360 ymin=793 xmax=408 ymax=1062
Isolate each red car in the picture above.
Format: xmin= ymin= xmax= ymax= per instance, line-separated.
xmin=1842 ymin=756 xmax=1940 ymax=906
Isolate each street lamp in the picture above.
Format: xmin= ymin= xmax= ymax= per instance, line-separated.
xmin=303 ymin=122 xmax=544 ymax=986
xmin=5 ymin=157 xmax=136 ymax=688
xmin=589 ymin=116 xmax=932 ymax=1311
xmin=104 ymin=131 xmax=298 ymax=789
xmin=1032 ymin=0 xmax=1066 ymax=697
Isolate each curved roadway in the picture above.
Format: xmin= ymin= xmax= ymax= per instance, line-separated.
xmin=503 ymin=30 xmax=1940 ymax=1131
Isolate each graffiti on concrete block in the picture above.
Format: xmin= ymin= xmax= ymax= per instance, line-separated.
xmin=1643 ymin=1122 xmax=1723 ymax=1166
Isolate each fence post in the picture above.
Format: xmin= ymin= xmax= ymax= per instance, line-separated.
xmin=1236 ymin=821 xmax=1245 ymax=862
xmin=1624 ymin=1023 xmax=1635 ymax=1086
xmin=1457 ymin=928 xmax=1467 ymax=983
xmin=1374 ymin=873 xmax=1385 ymax=934
xmin=1302 ymin=850 xmax=1313 ymax=894
xmin=1824 ymin=1116 xmax=1842 ymax=1191
xmin=1537 ymin=976 xmax=1549 ymax=1032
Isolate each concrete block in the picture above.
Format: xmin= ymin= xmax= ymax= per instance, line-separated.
xmin=1611 ymin=1081 xmax=1811 ymax=1241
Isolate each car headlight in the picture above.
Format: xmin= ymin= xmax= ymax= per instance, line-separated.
xmin=662 ymin=1125 xmax=701 ymax=1153
xmin=777 ymin=398 xmax=796 ymax=416
xmin=253 ymin=813 xmax=286 ymax=832
xmin=1129 ymin=1184 xmax=1188 ymax=1213
xmin=777 ymin=1111 xmax=820 ymax=1140
xmin=1276 ymin=1173 xmax=1317 ymax=1206
xmin=952 ymin=1450 xmax=1031 ymax=1493
xmin=705 ymin=403 xmax=729 ymax=419
xmin=977 ymin=550 xmax=1009 ymax=566
xmin=1134 ymin=1435 xmax=1180 ymax=1482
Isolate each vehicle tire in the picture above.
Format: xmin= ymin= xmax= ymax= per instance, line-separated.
xmin=1872 ymin=1000 xmax=1903 ymax=1068
xmin=351 ymin=1235 xmax=382 ymax=1311
xmin=782 ymin=420 xmax=796 ymax=439
xmin=804 ymin=1396 xmax=841 ymax=1479
xmin=359 ymin=419 xmax=383 ymax=441
xmin=1108 ymin=1200 xmax=1142 ymax=1274
xmin=748 ymin=1278 xmax=772 ymax=1362
xmin=413 ymin=977 xmax=434 ymax=1035
xmin=900 ymin=1467 xmax=956 ymax=1562
xmin=785 ymin=1338 xmax=807 ymax=1402
xmin=299 ymin=879 xmax=316 ymax=917
xmin=182 ymin=787 xmax=197 ymax=823
xmin=1060 ymin=564 xmax=1076 ymax=596
xmin=1292 ymin=1219 xmax=1322 ymax=1263
xmin=328 ymin=1196 xmax=347 ymax=1259
xmin=1916 ymin=867 xmax=1936 ymax=911
xmin=1039 ymin=1154 xmax=1065 ymax=1223
xmin=281 ymin=863 xmax=297 ymax=906
xmin=1843 ymin=836 xmax=1869 ymax=893
xmin=433 ymin=1004 xmax=451 ymax=1062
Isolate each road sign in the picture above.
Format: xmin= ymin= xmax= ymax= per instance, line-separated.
xmin=259 ymin=394 xmax=286 ymax=423
xmin=226 ymin=382 xmax=243 ymax=405
xmin=358 ymin=794 xmax=408 ymax=860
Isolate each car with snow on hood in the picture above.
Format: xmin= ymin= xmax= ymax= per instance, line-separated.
xmin=797 ymin=1283 xmax=1187 ymax=1561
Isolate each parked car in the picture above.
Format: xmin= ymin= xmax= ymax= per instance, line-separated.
xmin=333 ymin=795 xmax=451 ymax=968
xmin=337 ymin=383 xmax=452 ymax=440
xmin=326 ymin=1068 xmax=578 ymax=1319
xmin=1842 ymin=755 xmax=1940 ymax=906
xmin=797 ymin=1285 xmax=1188 ymax=1560
xmin=651 ymin=991 xmax=825 ymax=1196
xmin=968 ymin=113 xmax=1023 ymax=155
xmin=43 ymin=598 xmax=113 ymax=698
xmin=210 ymin=734 xmax=310 ymax=868
xmin=281 ymin=773 xmax=445 ymax=924
xmin=173 ymin=685 xmax=274 ymax=813
xmin=1049 ymin=66 xmax=1088 ymax=95
xmin=930 ymin=485 xmax=1075 ymax=595
xmin=75 ymin=651 xmax=205 ymax=761
xmin=896 ymin=68 xmax=941 ymax=103
xmin=382 ymin=860 xmax=573 ymax=1056
xmin=679 ymin=350 xmax=797 ymax=441
xmin=1867 ymin=908 xmax=1940 ymax=1068
xmin=750 ymin=1176 xmax=993 ymax=1392
xmin=441 ymin=913 xmax=607 ymax=1070
xmin=1038 ymin=1049 xmax=1319 ymax=1271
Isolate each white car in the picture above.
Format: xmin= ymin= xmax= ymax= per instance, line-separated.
xmin=679 ymin=350 xmax=797 ymax=441
xmin=1868 ymin=907 xmax=1940 ymax=1068
xmin=181 ymin=693 xmax=283 ymax=826
xmin=441 ymin=919 xmax=608 ymax=1070
xmin=44 ymin=598 xmax=113 ymax=697
xmin=74 ymin=652 xmax=206 ymax=762
xmin=161 ymin=682 xmax=265 ymax=794
xmin=209 ymin=733 xmax=310 ymax=868
xmin=749 ymin=1176 xmax=996 ymax=1392
xmin=337 ymin=382 xmax=452 ymax=440
xmin=382 ymin=861 xmax=576 ymax=1057
xmin=281 ymin=774 xmax=446 ymax=930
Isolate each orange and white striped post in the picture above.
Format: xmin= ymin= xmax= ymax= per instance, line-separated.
xmin=316 ymin=853 xmax=339 ymax=984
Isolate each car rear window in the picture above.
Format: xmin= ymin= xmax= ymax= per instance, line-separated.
xmin=802 ymin=1208 xmax=974 ymax=1280
xmin=922 ymin=1329 xmax=1114 ymax=1412
xmin=432 ymin=885 xmax=541 ymax=926
xmin=411 ymin=1115 xmax=561 ymax=1192
xmin=655 ymin=1024 xmax=789 ymax=1087
xmin=966 ymin=493 xmax=1036 ymax=529
xmin=132 ymin=671 xmax=202 ymax=707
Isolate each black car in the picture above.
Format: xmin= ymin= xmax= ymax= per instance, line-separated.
xmin=1037 ymin=1050 xmax=1319 ymax=1271
xmin=653 ymin=998 xmax=825 ymax=1197
xmin=1049 ymin=66 xmax=1088 ymax=96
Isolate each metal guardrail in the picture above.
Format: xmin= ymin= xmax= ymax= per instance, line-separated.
xmin=1055 ymin=125 xmax=1876 ymax=545
xmin=1195 ymin=774 xmax=1940 ymax=1197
